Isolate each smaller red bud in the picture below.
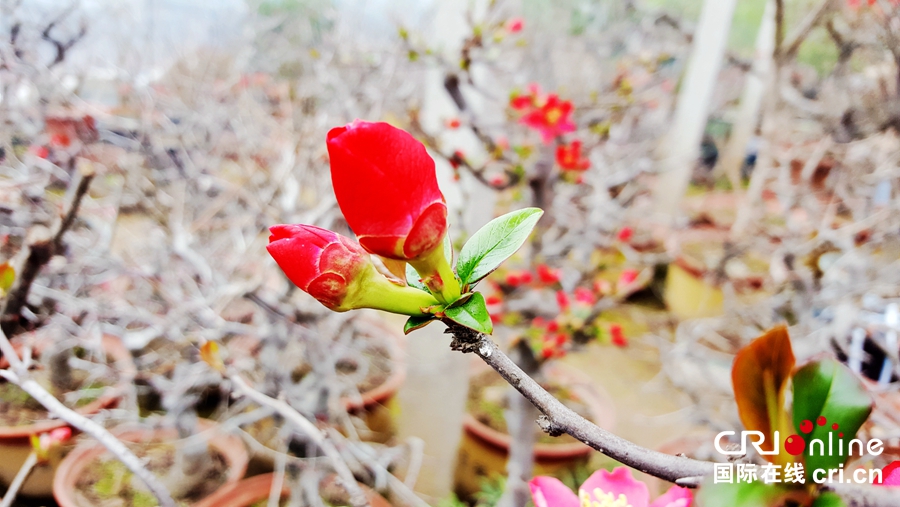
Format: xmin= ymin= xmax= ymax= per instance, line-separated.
xmin=536 ymin=264 xmax=560 ymax=284
xmin=556 ymin=290 xmax=570 ymax=310
xmin=617 ymin=227 xmax=634 ymax=243
xmin=610 ymin=324 xmax=627 ymax=347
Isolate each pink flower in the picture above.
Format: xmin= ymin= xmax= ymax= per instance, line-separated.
xmin=520 ymin=94 xmax=576 ymax=144
xmin=574 ymin=287 xmax=595 ymax=305
xmin=877 ymin=461 xmax=900 ymax=486
xmin=530 ymin=467 xmax=691 ymax=507
xmin=327 ymin=121 xmax=447 ymax=261
xmin=506 ymin=17 xmax=524 ymax=33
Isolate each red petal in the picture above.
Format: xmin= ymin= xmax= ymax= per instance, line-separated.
xmin=327 ymin=121 xmax=446 ymax=259
xmin=307 ymin=272 xmax=349 ymax=308
xmin=403 ymin=201 xmax=447 ymax=259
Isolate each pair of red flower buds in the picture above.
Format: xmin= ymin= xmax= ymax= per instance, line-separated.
xmin=267 ymin=121 xmax=459 ymax=316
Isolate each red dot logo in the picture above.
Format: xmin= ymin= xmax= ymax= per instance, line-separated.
xmin=799 ymin=419 xmax=814 ymax=433
xmin=832 ymin=423 xmax=839 ymax=431
xmin=784 ymin=435 xmax=806 ymax=456
xmin=817 ymin=416 xmax=827 ymax=426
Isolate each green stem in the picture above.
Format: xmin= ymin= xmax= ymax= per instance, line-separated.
xmin=356 ymin=274 xmax=441 ymax=316
xmin=409 ymin=243 xmax=461 ymax=304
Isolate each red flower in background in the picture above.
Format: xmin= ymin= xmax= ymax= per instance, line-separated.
xmin=536 ymin=263 xmax=560 ymax=284
xmin=521 ymin=94 xmax=576 ymax=144
xmin=556 ymin=290 xmax=570 ymax=310
xmin=327 ymin=121 xmax=448 ymax=261
xmin=617 ymin=226 xmax=634 ymax=242
xmin=555 ymin=139 xmax=590 ymax=171
xmin=267 ymin=225 xmax=372 ymax=310
xmin=510 ymin=84 xmax=543 ymax=111
xmin=506 ymin=17 xmax=524 ymax=33
xmin=610 ymin=323 xmax=628 ymax=347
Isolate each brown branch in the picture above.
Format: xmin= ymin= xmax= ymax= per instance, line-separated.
xmin=1 ymin=165 xmax=95 ymax=336
xmin=445 ymin=322 xmax=714 ymax=484
xmin=782 ymin=0 xmax=837 ymax=61
xmin=444 ymin=323 xmax=900 ymax=506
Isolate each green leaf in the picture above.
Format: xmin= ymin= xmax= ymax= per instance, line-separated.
xmin=792 ymin=358 xmax=872 ymax=477
xmin=0 ymin=262 xmax=14 ymax=294
xmin=696 ymin=479 xmax=792 ymax=507
xmin=404 ymin=315 xmax=436 ymax=335
xmin=443 ymin=292 xmax=492 ymax=334
xmin=406 ymin=263 xmax=428 ymax=292
xmin=731 ymin=326 xmax=795 ymax=465
xmin=811 ymin=492 xmax=846 ymax=507
xmin=456 ymin=208 xmax=543 ymax=286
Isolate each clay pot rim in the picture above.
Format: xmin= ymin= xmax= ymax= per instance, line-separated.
xmin=229 ymin=316 xmax=406 ymax=412
xmin=193 ymin=472 xmax=392 ymax=507
xmin=463 ymin=364 xmax=616 ymax=460
xmin=0 ymin=334 xmax=136 ymax=439
xmin=53 ymin=418 xmax=249 ymax=507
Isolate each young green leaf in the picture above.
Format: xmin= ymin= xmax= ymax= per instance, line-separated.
xmin=455 ymin=208 xmax=543 ymax=286
xmin=443 ymin=292 xmax=493 ymax=334
xmin=792 ymin=358 xmax=872 ymax=477
xmin=731 ymin=326 xmax=796 ymax=465
xmin=404 ymin=315 xmax=436 ymax=334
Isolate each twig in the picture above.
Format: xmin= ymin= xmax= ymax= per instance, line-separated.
xmin=444 ymin=322 xmax=714 ymax=483
xmin=0 ymin=451 xmax=37 ymax=507
xmin=1 ymin=165 xmax=95 ymax=336
xmin=444 ymin=323 xmax=900 ymax=506
xmin=227 ymin=373 xmax=370 ymax=507
xmin=0 ymin=330 xmax=176 ymax=507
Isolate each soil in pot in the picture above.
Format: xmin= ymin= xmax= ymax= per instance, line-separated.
xmin=454 ymin=367 xmax=614 ymax=498
xmin=55 ymin=420 xmax=248 ymax=507
xmin=73 ymin=441 xmax=228 ymax=506
xmin=193 ymin=473 xmax=392 ymax=507
xmin=0 ymin=334 xmax=135 ymax=498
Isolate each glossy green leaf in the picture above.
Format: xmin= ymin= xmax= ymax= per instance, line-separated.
xmin=455 ymin=208 xmax=543 ymax=286
xmin=443 ymin=292 xmax=492 ymax=334
xmin=696 ymin=479 xmax=792 ymax=507
xmin=406 ymin=263 xmax=428 ymax=292
xmin=811 ymin=492 xmax=846 ymax=507
xmin=792 ymin=358 xmax=872 ymax=477
xmin=731 ymin=326 xmax=795 ymax=465
xmin=404 ymin=315 xmax=436 ymax=335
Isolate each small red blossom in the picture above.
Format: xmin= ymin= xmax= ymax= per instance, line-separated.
xmin=520 ymin=94 xmax=576 ymax=144
xmin=618 ymin=269 xmax=638 ymax=287
xmin=532 ymin=316 xmax=547 ymax=328
xmin=449 ymin=149 xmax=466 ymax=169
xmin=50 ymin=133 xmax=71 ymax=147
xmin=610 ymin=324 xmax=627 ymax=347
xmin=486 ymin=295 xmax=503 ymax=305
xmin=554 ymin=333 xmax=567 ymax=346
xmin=556 ymin=290 xmax=570 ymax=310
xmin=536 ymin=264 xmax=560 ymax=284
xmin=510 ymin=83 xmax=543 ymax=111
xmin=616 ymin=226 xmax=634 ymax=242
xmin=489 ymin=174 xmax=507 ymax=187
xmin=446 ymin=118 xmax=461 ymax=129
xmin=547 ymin=320 xmax=560 ymax=333
xmin=327 ymin=121 xmax=447 ymax=261
xmin=30 ymin=145 xmax=49 ymax=159
xmin=574 ymin=287 xmax=595 ymax=305
xmin=555 ymin=139 xmax=590 ymax=171
xmin=490 ymin=313 xmax=502 ymax=324
xmin=506 ymin=17 xmax=524 ymax=33
xmin=593 ymin=279 xmax=612 ymax=295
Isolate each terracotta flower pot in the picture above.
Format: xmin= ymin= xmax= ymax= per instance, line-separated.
xmin=53 ymin=418 xmax=249 ymax=507
xmin=455 ymin=362 xmax=616 ymax=497
xmin=236 ymin=317 xmax=406 ymax=473
xmin=0 ymin=333 xmax=136 ymax=497
xmin=193 ymin=472 xmax=392 ymax=507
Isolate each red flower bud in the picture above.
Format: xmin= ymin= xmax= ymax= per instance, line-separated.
xmin=556 ymin=290 xmax=570 ymax=310
xmin=574 ymin=287 xmax=595 ymax=305
xmin=547 ymin=320 xmax=560 ymax=333
xmin=506 ymin=17 xmax=524 ymax=33
xmin=327 ymin=121 xmax=448 ymax=261
xmin=267 ymin=224 xmax=438 ymax=315
xmin=618 ymin=268 xmax=638 ymax=287
xmin=617 ymin=226 xmax=634 ymax=242
xmin=267 ymin=224 xmax=370 ymax=310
